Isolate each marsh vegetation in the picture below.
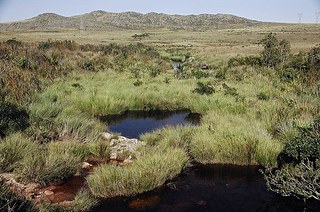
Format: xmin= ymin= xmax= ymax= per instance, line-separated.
xmin=0 ymin=27 xmax=319 ymax=211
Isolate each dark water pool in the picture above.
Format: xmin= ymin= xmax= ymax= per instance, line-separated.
xmin=96 ymin=111 xmax=320 ymax=212
xmin=101 ymin=110 xmax=201 ymax=138
xmin=94 ymin=164 xmax=320 ymax=212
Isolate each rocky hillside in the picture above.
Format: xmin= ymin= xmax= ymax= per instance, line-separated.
xmin=0 ymin=10 xmax=260 ymax=31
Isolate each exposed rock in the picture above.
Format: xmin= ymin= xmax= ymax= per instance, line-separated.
xmin=44 ymin=190 xmax=54 ymax=196
xmin=82 ymin=162 xmax=93 ymax=169
xmin=104 ymin=132 xmax=145 ymax=162
xmin=0 ymin=11 xmax=260 ymax=31
xmin=102 ymin=132 xmax=112 ymax=140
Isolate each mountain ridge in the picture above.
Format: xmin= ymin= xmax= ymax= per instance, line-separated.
xmin=0 ymin=10 xmax=260 ymax=31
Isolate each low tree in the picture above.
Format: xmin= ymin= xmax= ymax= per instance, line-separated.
xmin=260 ymin=33 xmax=291 ymax=67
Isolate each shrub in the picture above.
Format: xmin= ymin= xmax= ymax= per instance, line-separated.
xmin=164 ymin=77 xmax=171 ymax=84
xmin=263 ymin=161 xmax=320 ymax=202
xmin=87 ymin=148 xmax=188 ymax=198
xmin=133 ymin=79 xmax=143 ymax=87
xmin=148 ymin=64 xmax=161 ymax=78
xmin=0 ymin=102 xmax=29 ymax=138
xmin=260 ymin=33 xmax=291 ymax=67
xmin=307 ymin=44 xmax=320 ymax=71
xmin=257 ymin=92 xmax=270 ymax=101
xmin=5 ymin=38 xmax=22 ymax=50
xmin=277 ymin=118 xmax=320 ymax=167
xmin=13 ymin=56 xmax=29 ymax=69
xmin=83 ymin=60 xmax=95 ymax=71
xmin=193 ymin=82 xmax=215 ymax=95
xmin=191 ymin=69 xmax=210 ymax=79
xmin=222 ymin=83 xmax=238 ymax=96
xmin=228 ymin=55 xmax=262 ymax=67
xmin=215 ymin=68 xmax=226 ymax=79
xmin=38 ymin=40 xmax=53 ymax=50
xmin=280 ymin=68 xmax=297 ymax=82
xmin=277 ymin=137 xmax=320 ymax=167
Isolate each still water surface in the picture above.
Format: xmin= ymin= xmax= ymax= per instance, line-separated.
xmin=96 ymin=110 xmax=320 ymax=212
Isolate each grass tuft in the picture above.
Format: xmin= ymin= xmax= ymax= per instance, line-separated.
xmin=87 ymin=147 xmax=188 ymax=198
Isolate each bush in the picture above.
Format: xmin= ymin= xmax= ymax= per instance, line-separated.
xmin=193 ymin=82 xmax=215 ymax=95
xmin=0 ymin=102 xmax=29 ymax=138
xmin=13 ymin=56 xmax=29 ymax=69
xmin=280 ymin=68 xmax=297 ymax=82
xmin=263 ymin=161 xmax=320 ymax=202
xmin=307 ymin=44 xmax=320 ymax=71
xmin=133 ymin=79 xmax=143 ymax=87
xmin=87 ymin=148 xmax=188 ymax=198
xmin=148 ymin=64 xmax=161 ymax=78
xmin=257 ymin=92 xmax=270 ymax=101
xmin=191 ymin=69 xmax=210 ymax=79
xmin=215 ymin=68 xmax=226 ymax=79
xmin=83 ymin=60 xmax=95 ymax=71
xmin=260 ymin=33 xmax=291 ymax=67
xmin=277 ymin=137 xmax=320 ymax=167
xmin=228 ymin=55 xmax=262 ymax=67
xmin=223 ymin=83 xmax=238 ymax=96
xmin=277 ymin=118 xmax=320 ymax=167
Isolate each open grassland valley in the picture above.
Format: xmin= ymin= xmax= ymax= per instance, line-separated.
xmin=0 ymin=26 xmax=320 ymax=212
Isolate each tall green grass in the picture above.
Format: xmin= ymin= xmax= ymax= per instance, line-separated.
xmin=14 ymin=141 xmax=83 ymax=185
xmin=0 ymin=133 xmax=37 ymax=173
xmin=190 ymin=111 xmax=283 ymax=166
xmin=87 ymin=147 xmax=188 ymax=198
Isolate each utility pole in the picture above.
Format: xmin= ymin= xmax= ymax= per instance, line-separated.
xmin=80 ymin=16 xmax=85 ymax=36
xmin=316 ymin=11 xmax=320 ymax=24
xmin=298 ymin=13 xmax=303 ymax=24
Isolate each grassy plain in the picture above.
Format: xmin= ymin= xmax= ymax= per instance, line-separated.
xmin=1 ymin=23 xmax=320 ymax=57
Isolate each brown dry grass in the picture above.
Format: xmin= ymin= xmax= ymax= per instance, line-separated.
xmin=1 ymin=23 xmax=319 ymax=60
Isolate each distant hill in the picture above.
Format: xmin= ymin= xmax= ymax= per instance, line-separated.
xmin=0 ymin=11 xmax=260 ymax=31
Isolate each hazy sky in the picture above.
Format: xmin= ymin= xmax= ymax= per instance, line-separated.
xmin=0 ymin=0 xmax=319 ymax=23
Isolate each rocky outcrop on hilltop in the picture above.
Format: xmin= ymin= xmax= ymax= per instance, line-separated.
xmin=0 ymin=11 xmax=260 ymax=31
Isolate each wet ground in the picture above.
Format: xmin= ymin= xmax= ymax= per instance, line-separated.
xmin=40 ymin=111 xmax=320 ymax=211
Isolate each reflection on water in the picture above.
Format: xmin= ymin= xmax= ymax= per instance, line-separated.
xmin=100 ymin=110 xmax=201 ymax=138
xmin=94 ymin=164 xmax=320 ymax=212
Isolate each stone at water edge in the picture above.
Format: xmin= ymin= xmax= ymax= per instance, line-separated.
xmin=82 ymin=162 xmax=93 ymax=169
xmin=101 ymin=132 xmax=146 ymax=161
xmin=44 ymin=190 xmax=54 ymax=196
xmin=129 ymin=195 xmax=161 ymax=209
xmin=102 ymin=132 xmax=112 ymax=140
